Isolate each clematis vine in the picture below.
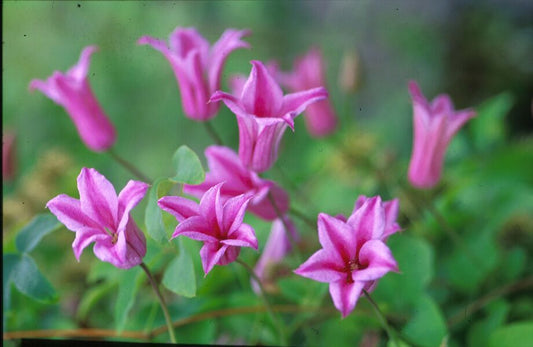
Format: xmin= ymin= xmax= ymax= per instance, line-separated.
xmin=29 ymin=46 xmax=116 ymax=152
xmin=183 ymin=146 xmax=289 ymax=221
xmin=278 ymin=48 xmax=338 ymax=137
xmin=210 ymin=60 xmax=328 ymax=173
xmin=407 ymin=80 xmax=476 ymax=189
xmin=158 ymin=183 xmax=258 ymax=275
xmin=138 ymin=28 xmax=250 ymax=121
xmin=294 ymin=196 xmax=399 ymax=317
xmin=46 ymin=168 xmax=149 ymax=269
xmin=252 ymin=215 xmax=299 ymax=294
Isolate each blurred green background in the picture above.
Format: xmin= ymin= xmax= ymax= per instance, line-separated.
xmin=3 ymin=1 xmax=533 ymax=346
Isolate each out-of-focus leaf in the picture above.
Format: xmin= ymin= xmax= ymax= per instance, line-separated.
xmin=15 ymin=213 xmax=61 ymax=253
xmin=175 ymin=320 xmax=216 ymax=345
xmin=172 ymin=145 xmax=205 ymax=184
xmin=9 ymin=254 xmax=58 ymax=303
xmin=402 ymin=295 xmax=447 ymax=347
xmin=76 ymin=281 xmax=116 ymax=321
xmin=500 ymin=248 xmax=527 ymax=283
xmin=488 ymin=321 xmax=533 ymax=347
xmin=467 ymin=300 xmax=510 ymax=347
xmin=115 ymin=267 xmax=142 ymax=333
xmin=162 ymin=239 xmax=196 ymax=298
xmin=278 ymin=275 xmax=327 ymax=306
xmin=372 ymin=234 xmax=434 ymax=311
xmin=3 ymin=254 xmax=19 ymax=310
xmin=145 ymin=177 xmax=173 ymax=244
xmin=471 ymin=92 xmax=513 ymax=151
xmin=444 ymin=226 xmax=500 ymax=294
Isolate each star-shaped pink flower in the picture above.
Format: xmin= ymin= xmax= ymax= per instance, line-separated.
xmin=210 ymin=60 xmax=328 ymax=172
xmin=183 ymin=146 xmax=289 ymax=221
xmin=158 ymin=183 xmax=258 ymax=275
xmin=294 ymin=196 xmax=399 ymax=317
xmin=46 ymin=168 xmax=149 ymax=269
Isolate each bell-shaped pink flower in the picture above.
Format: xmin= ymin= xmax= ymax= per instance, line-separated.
xmin=138 ymin=28 xmax=250 ymax=121
xmin=294 ymin=196 xmax=399 ymax=318
xmin=408 ymin=81 xmax=476 ymax=188
xmin=2 ymin=131 xmax=16 ymax=182
xmin=29 ymin=46 xmax=116 ymax=152
xmin=46 ymin=168 xmax=149 ymax=269
xmin=158 ymin=183 xmax=258 ymax=275
xmin=183 ymin=146 xmax=289 ymax=221
xmin=210 ymin=60 xmax=328 ymax=173
xmin=251 ymin=215 xmax=299 ymax=294
xmin=278 ymin=48 xmax=338 ymax=137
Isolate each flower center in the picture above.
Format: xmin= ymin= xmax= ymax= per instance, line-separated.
xmin=348 ymin=259 xmax=361 ymax=271
xmin=104 ymin=227 xmax=118 ymax=245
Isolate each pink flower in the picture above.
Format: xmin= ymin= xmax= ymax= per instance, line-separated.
xmin=138 ymin=28 xmax=250 ymax=121
xmin=158 ymin=183 xmax=258 ymax=275
xmin=408 ymin=81 xmax=476 ymax=188
xmin=46 ymin=168 xmax=149 ymax=269
xmin=29 ymin=46 xmax=116 ymax=152
xmin=210 ymin=60 xmax=328 ymax=172
xmin=183 ymin=146 xmax=289 ymax=221
xmin=2 ymin=131 xmax=16 ymax=182
xmin=346 ymin=195 xmax=401 ymax=241
xmin=252 ymin=215 xmax=299 ymax=294
xmin=294 ymin=196 xmax=399 ymax=318
xmin=278 ymin=48 xmax=338 ymax=137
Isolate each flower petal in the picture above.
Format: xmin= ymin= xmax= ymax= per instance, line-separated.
xmin=158 ymin=195 xmax=199 ymax=222
xmin=241 ymin=61 xmax=283 ymax=117
xmin=168 ymin=27 xmax=210 ymax=64
xmin=172 ymin=216 xmax=218 ymax=242
xmin=71 ymin=228 xmax=108 ymax=261
xmin=222 ymin=223 xmax=258 ymax=249
xmin=208 ymin=29 xmax=250 ymax=94
xmin=67 ymin=45 xmax=98 ymax=81
xmin=294 ymin=249 xmax=345 ymax=283
xmin=353 ymin=240 xmax=398 ymax=282
xmin=221 ymin=194 xmax=251 ymax=234
xmin=199 ymin=183 xmax=224 ymax=233
xmin=46 ymin=194 xmax=99 ymax=232
xmin=346 ymin=196 xmax=385 ymax=243
xmin=279 ymin=87 xmax=328 ymax=130
xmin=329 ymin=280 xmax=365 ymax=318
xmin=200 ymin=242 xmax=228 ymax=275
xmin=77 ymin=168 xmax=118 ymax=229
xmin=117 ymin=180 xmax=149 ymax=233
xmin=317 ymin=213 xmax=357 ymax=263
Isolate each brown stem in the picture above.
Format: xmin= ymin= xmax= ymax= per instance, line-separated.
xmin=203 ymin=121 xmax=223 ymax=146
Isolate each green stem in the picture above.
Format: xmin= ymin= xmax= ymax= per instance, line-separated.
xmin=108 ymin=149 xmax=152 ymax=182
xmin=363 ymin=290 xmax=399 ymax=347
xmin=236 ymin=258 xmax=287 ymax=346
xmin=139 ymin=262 xmax=177 ymax=344
xmin=203 ymin=121 xmax=223 ymax=146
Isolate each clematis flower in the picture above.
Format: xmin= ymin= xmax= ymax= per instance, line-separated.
xmin=29 ymin=46 xmax=116 ymax=152
xmin=407 ymin=81 xmax=476 ymax=189
xmin=278 ymin=48 xmax=338 ymax=137
xmin=46 ymin=168 xmax=149 ymax=269
xmin=294 ymin=196 xmax=399 ymax=318
xmin=158 ymin=183 xmax=258 ymax=275
xmin=349 ymin=195 xmax=401 ymax=241
xmin=210 ymin=60 xmax=328 ymax=172
xmin=251 ymin=215 xmax=299 ymax=294
xmin=2 ymin=131 xmax=16 ymax=182
xmin=183 ymin=146 xmax=289 ymax=221
xmin=138 ymin=28 xmax=250 ymax=121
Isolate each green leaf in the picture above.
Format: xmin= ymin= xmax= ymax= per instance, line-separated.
xmin=467 ymin=300 xmax=510 ymax=347
xmin=162 ymin=239 xmax=196 ymax=297
xmin=171 ymin=145 xmax=205 ymax=184
xmin=115 ymin=267 xmax=142 ymax=333
xmin=76 ymin=281 xmax=116 ymax=321
xmin=372 ymin=234 xmax=434 ymax=311
xmin=471 ymin=92 xmax=513 ymax=151
xmin=145 ymin=177 xmax=173 ymax=243
xmin=3 ymin=254 xmax=20 ymax=310
xmin=488 ymin=321 xmax=533 ymax=347
xmin=15 ymin=213 xmax=61 ymax=253
xmin=9 ymin=254 xmax=58 ymax=303
xmin=402 ymin=295 xmax=448 ymax=347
